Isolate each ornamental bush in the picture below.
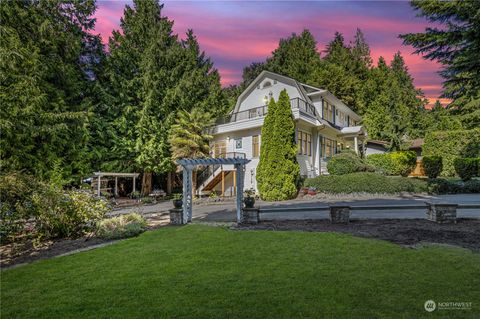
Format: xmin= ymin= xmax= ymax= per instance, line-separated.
xmin=256 ymin=90 xmax=300 ymax=201
xmin=390 ymin=151 xmax=417 ymax=176
xmin=0 ymin=172 xmax=110 ymax=244
xmin=454 ymin=158 xmax=480 ymax=181
xmin=304 ymin=173 xmax=428 ymax=194
xmin=365 ymin=153 xmax=393 ymax=175
xmin=422 ymin=156 xmax=443 ymax=179
xmin=423 ymin=129 xmax=480 ymax=176
xmin=366 ymin=151 xmax=417 ymax=176
xmin=97 ymin=213 xmax=148 ymax=240
xmin=327 ymin=151 xmax=373 ymax=175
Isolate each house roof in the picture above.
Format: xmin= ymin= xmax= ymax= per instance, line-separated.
xmin=409 ymin=138 xmax=425 ymax=149
xmin=367 ymin=140 xmax=390 ymax=146
xmin=232 ymin=71 xmax=361 ymax=120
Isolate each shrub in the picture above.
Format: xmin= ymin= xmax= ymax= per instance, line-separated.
xmin=454 ymin=158 xmax=480 ymax=181
xmin=422 ymin=156 xmax=443 ymax=179
xmin=366 ymin=151 xmax=417 ymax=176
xmin=365 ymin=153 xmax=393 ymax=175
xmin=141 ymin=196 xmax=154 ymax=204
xmin=427 ymin=178 xmax=480 ymax=194
xmin=390 ymin=151 xmax=417 ymax=176
xmin=0 ymin=172 xmax=110 ymax=244
xmin=423 ymin=128 xmax=480 ymax=176
xmin=96 ymin=213 xmax=148 ymax=240
xmin=304 ymin=173 xmax=428 ymax=194
xmin=327 ymin=151 xmax=372 ymax=175
xmin=256 ymin=90 xmax=300 ymax=201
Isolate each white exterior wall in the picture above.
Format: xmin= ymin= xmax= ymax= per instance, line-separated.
xmin=238 ymin=77 xmax=302 ymax=112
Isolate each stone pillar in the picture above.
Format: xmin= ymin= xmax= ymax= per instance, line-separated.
xmin=234 ymin=163 xmax=245 ymax=224
xmin=169 ymin=208 xmax=184 ymax=225
xmin=426 ymin=203 xmax=457 ymax=224
xmin=241 ymin=208 xmax=259 ymax=224
xmin=330 ymin=206 xmax=351 ymax=224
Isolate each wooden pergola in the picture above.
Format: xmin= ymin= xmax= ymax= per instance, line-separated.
xmin=177 ymin=157 xmax=250 ymax=224
xmin=93 ymin=172 xmax=140 ymax=197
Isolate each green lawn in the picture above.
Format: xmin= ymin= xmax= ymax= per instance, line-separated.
xmin=2 ymin=225 xmax=479 ymax=318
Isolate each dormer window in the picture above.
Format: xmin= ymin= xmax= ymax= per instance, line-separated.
xmin=262 ymin=81 xmax=272 ymax=89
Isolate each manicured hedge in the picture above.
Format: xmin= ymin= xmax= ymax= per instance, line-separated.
xmin=423 ymin=128 xmax=480 ymax=176
xmin=365 ymin=151 xmax=417 ymax=176
xmin=304 ymin=173 xmax=428 ymax=194
xmin=427 ymin=178 xmax=480 ymax=194
xmin=454 ymin=158 xmax=480 ymax=181
xmin=326 ymin=151 xmax=373 ymax=175
xmin=423 ymin=156 xmax=443 ymax=179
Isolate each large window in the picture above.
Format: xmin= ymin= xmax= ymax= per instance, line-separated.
xmin=252 ymin=135 xmax=260 ymax=157
xmin=297 ymin=131 xmax=312 ymax=156
xmin=320 ymin=137 xmax=337 ymax=158
xmin=324 ymin=101 xmax=334 ymax=123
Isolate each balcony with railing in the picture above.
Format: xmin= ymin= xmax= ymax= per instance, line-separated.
xmin=215 ymin=98 xmax=317 ymax=125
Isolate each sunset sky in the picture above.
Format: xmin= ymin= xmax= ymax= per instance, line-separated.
xmin=94 ymin=0 xmax=448 ymax=107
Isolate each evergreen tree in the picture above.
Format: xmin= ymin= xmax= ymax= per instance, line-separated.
xmin=0 ymin=0 xmax=102 ymax=181
xmin=256 ymin=90 xmax=299 ymax=201
xmin=400 ymin=0 xmax=480 ymax=128
xmin=103 ymin=0 xmax=226 ymax=194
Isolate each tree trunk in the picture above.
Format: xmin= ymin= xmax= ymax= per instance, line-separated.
xmin=166 ymin=172 xmax=172 ymax=195
xmin=141 ymin=171 xmax=153 ymax=195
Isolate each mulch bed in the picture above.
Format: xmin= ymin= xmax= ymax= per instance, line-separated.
xmin=236 ymin=219 xmax=480 ymax=251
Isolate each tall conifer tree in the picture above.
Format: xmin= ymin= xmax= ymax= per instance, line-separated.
xmin=256 ymin=90 xmax=299 ymax=201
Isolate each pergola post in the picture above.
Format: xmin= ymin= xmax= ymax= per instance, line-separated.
xmin=182 ymin=165 xmax=193 ymax=224
xmin=114 ymin=177 xmax=118 ymax=197
xmin=133 ymin=176 xmax=136 ymax=193
xmin=234 ymin=163 xmax=245 ymax=223
xmin=97 ymin=175 xmax=101 ymax=196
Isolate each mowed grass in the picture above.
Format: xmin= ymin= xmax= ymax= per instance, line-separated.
xmin=1 ymin=225 xmax=479 ymax=318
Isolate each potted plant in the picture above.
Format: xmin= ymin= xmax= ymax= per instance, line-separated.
xmin=243 ymin=188 xmax=256 ymax=208
xmin=172 ymin=193 xmax=183 ymax=209
xmin=307 ymin=187 xmax=317 ymax=196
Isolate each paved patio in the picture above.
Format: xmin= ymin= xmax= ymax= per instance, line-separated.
xmin=112 ymin=194 xmax=480 ymax=221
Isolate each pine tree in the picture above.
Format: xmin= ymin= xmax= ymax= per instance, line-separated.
xmin=400 ymin=0 xmax=480 ymax=129
xmin=256 ymin=90 xmax=299 ymax=201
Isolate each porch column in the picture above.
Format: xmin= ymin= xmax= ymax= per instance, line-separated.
xmin=354 ymin=136 xmax=359 ymax=155
xmin=133 ymin=176 xmax=136 ymax=193
xmin=182 ymin=165 xmax=193 ymax=223
xmin=114 ymin=177 xmax=118 ymax=197
xmin=315 ymin=133 xmax=321 ymax=175
xmin=234 ymin=163 xmax=245 ymax=223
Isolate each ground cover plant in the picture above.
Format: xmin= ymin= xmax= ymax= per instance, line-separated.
xmin=1 ymin=225 xmax=479 ymax=318
xmin=96 ymin=213 xmax=148 ymax=240
xmin=304 ymin=172 xmax=428 ymax=194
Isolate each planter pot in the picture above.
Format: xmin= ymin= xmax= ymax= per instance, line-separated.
xmin=300 ymin=187 xmax=309 ymax=195
xmin=173 ymin=199 xmax=183 ymax=209
xmin=244 ymin=196 xmax=255 ymax=208
xmin=307 ymin=190 xmax=317 ymax=196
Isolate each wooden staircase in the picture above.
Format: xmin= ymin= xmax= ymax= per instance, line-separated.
xmin=201 ymin=170 xmax=234 ymax=192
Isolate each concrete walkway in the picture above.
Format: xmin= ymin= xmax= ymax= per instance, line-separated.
xmin=112 ymin=194 xmax=480 ymax=221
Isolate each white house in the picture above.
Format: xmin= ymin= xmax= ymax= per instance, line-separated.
xmin=197 ymin=71 xmax=366 ymax=196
